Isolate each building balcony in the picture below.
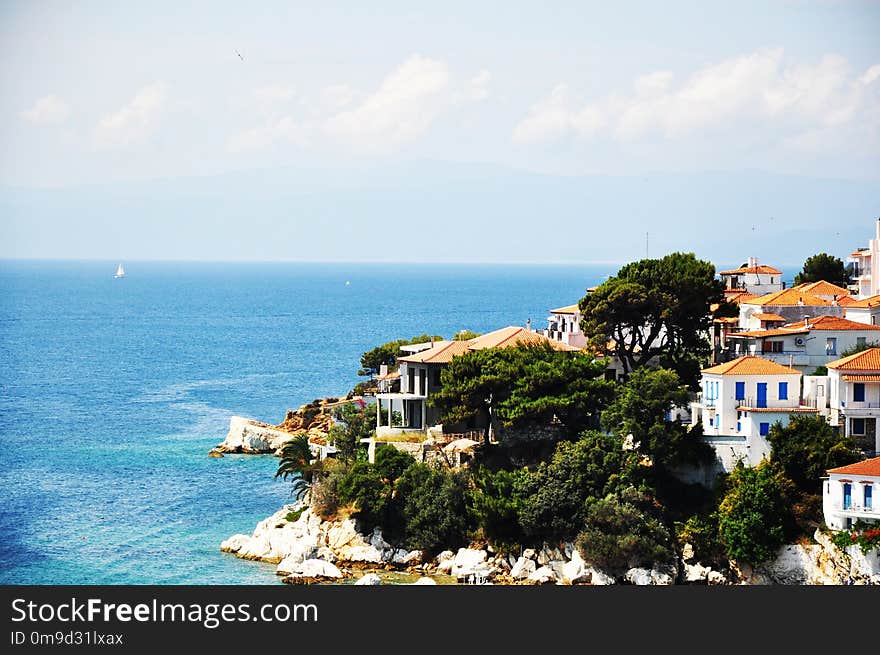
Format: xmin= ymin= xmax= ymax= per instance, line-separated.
xmin=840 ymin=402 xmax=880 ymax=411
xmin=830 ymin=504 xmax=878 ymax=522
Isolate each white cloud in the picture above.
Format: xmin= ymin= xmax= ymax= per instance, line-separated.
xmin=468 ymin=70 xmax=491 ymax=102
xmin=21 ymin=95 xmax=70 ymax=124
xmin=323 ymin=54 xmax=451 ymax=152
xmin=513 ymin=50 xmax=880 ymax=149
xmin=320 ymin=84 xmax=357 ymax=111
xmin=94 ymin=82 xmax=167 ymax=148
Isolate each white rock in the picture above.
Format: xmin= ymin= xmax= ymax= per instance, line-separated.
xmin=585 ymin=566 xmax=616 ymax=585
xmin=403 ymin=550 xmax=423 ymax=565
xmin=684 ymin=562 xmax=710 ymax=583
xmin=508 ymin=554 xmax=518 ymax=569
xmin=436 ymin=559 xmax=454 ymax=574
xmin=354 ymin=573 xmax=382 ymax=586
xmin=650 ymin=566 xmax=675 ymax=585
xmin=707 ymin=571 xmax=727 ymax=585
xmin=327 ymin=520 xmax=360 ymax=551
xmin=369 ymin=527 xmax=391 ymax=551
xmin=287 ymin=559 xmax=343 ymax=579
xmin=561 ymin=553 xmax=590 ymax=585
xmin=528 ymin=566 xmax=557 ymax=584
xmin=682 ymin=543 xmax=695 ymax=563
xmin=436 ymin=550 xmax=455 ymax=563
xmin=315 ymin=547 xmax=337 ymax=563
xmin=625 ymin=568 xmax=654 ymax=586
xmin=537 ymin=547 xmax=550 ymax=566
xmin=522 ymin=548 xmax=536 ymax=561
xmin=342 ymin=545 xmax=384 ymax=563
xmin=391 ymin=549 xmax=410 ymax=565
xmin=563 ymin=542 xmax=574 ymax=560
xmin=453 ymin=548 xmax=487 ymax=569
xmin=220 ymin=534 xmax=250 ymax=553
xmin=510 ymin=557 xmax=537 ymax=580
xmin=411 ymin=577 xmax=437 ymax=585
xmin=220 ymin=416 xmax=295 ymax=453
xmin=237 ymin=535 xmax=272 ymax=560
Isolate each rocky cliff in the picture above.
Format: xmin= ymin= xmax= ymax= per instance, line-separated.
xmin=213 ymin=401 xmax=336 ymax=455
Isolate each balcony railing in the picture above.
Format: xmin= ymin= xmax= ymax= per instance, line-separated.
xmin=841 ymin=402 xmax=880 ymax=409
xmin=838 ymin=503 xmax=877 ymax=514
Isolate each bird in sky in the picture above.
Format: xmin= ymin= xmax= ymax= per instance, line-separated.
xmin=235 ymin=49 xmax=244 ymax=61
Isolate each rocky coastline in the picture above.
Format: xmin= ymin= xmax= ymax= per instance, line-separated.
xmin=221 ymin=500 xmax=880 ymax=585
xmin=210 ymin=400 xmax=336 ymax=456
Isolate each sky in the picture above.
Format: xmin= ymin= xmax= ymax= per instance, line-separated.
xmin=1 ymin=1 xmax=878 ymax=265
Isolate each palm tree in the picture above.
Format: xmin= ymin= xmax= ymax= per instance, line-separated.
xmin=275 ymin=435 xmax=318 ymax=502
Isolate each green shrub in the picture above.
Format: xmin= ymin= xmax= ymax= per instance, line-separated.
xmin=469 ymin=466 xmax=529 ymax=547
xmin=395 ymin=464 xmax=473 ymax=555
xmin=374 ymin=446 xmax=416 ymax=482
xmin=285 ymin=509 xmax=304 ymax=523
xmin=675 ymin=512 xmax=724 ymax=567
xmin=576 ymin=487 xmax=672 ymax=570
xmin=337 ymin=462 xmax=389 ymax=531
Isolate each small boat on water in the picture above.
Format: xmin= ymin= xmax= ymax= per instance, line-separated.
xmin=114 ymin=263 xmax=125 ymax=279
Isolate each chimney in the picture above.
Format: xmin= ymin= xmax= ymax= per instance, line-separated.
xmin=379 ymin=363 xmax=388 ymax=377
xmin=430 ymin=336 xmax=435 ymax=346
xmin=747 ymin=256 xmax=757 ymax=269
xmin=526 ymin=317 xmax=531 ymax=331
xmin=798 ymin=297 xmax=804 ymax=306
xmin=804 ymin=316 xmax=809 ymax=327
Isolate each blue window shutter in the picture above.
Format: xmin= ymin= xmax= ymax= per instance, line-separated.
xmin=779 ymin=382 xmax=788 ymax=400
xmin=759 ymin=422 xmax=770 ymax=436
xmin=735 ymin=381 xmax=745 ymax=401
xmin=854 ymin=383 xmax=865 ymax=402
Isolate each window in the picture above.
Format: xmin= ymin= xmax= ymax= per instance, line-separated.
xmin=865 ymin=485 xmax=873 ymax=511
xmin=762 ymin=341 xmax=783 ymax=353
xmin=759 ymin=422 xmax=770 ymax=436
xmin=826 ymin=337 xmax=837 ymax=355
xmin=735 ymin=381 xmax=745 ymax=401
xmin=778 ymin=382 xmax=788 ymax=400
xmin=843 ymin=483 xmax=852 ymax=510
xmin=853 ymin=383 xmax=865 ymax=402
xmin=709 ymin=416 xmax=714 ymax=427
xmin=737 ymin=421 xmax=741 ymax=432
xmin=852 ymin=418 xmax=866 ymax=435
xmin=432 ymin=369 xmax=442 ymax=388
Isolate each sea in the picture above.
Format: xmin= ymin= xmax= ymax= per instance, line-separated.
xmin=0 ymin=260 xmax=615 ymax=585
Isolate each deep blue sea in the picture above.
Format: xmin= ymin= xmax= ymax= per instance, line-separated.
xmin=0 ymin=260 xmax=614 ymax=584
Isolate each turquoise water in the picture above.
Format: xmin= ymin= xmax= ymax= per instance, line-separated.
xmin=0 ymin=260 xmax=613 ymax=584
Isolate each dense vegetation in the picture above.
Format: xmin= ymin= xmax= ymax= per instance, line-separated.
xmin=273 ymin=254 xmax=866 ymax=576
xmin=794 ymin=252 xmax=851 ymax=288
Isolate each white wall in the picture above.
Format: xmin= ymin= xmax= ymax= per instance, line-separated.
xmin=823 ymin=474 xmax=879 ymax=530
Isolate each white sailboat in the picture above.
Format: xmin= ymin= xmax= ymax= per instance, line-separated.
xmin=114 ymin=263 xmax=125 ymax=279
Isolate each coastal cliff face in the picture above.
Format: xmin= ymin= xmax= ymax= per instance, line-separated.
xmin=215 ymin=405 xmax=334 ymax=455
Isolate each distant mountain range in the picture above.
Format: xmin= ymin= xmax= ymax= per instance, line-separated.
xmin=1 ymin=161 xmax=877 ymax=268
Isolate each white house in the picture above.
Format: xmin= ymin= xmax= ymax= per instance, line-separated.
xmin=738 ymin=287 xmax=844 ymax=330
xmin=825 ymin=348 xmax=880 ymax=456
xmin=718 ymin=258 xmax=784 ymax=296
xmin=726 ymin=315 xmax=880 ymax=372
xmin=848 ymin=218 xmax=880 ymax=299
xmin=823 ymin=457 xmax=880 ymax=531
xmin=537 ymin=303 xmax=588 ymax=349
xmin=844 ymin=294 xmax=880 ymax=326
xmin=691 ymin=356 xmax=817 ymax=471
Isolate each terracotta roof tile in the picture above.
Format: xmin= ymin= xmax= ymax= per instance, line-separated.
xmin=792 ymin=315 xmax=880 ymax=331
xmin=826 ymin=348 xmax=880 ymax=371
xmin=398 ymin=340 xmax=472 ymax=364
xmin=827 ymin=457 xmax=880 ymax=477
xmin=845 ymin=294 xmax=880 ymax=309
xmin=841 ymin=375 xmax=880 ymax=381
xmin=702 ymin=356 xmax=800 ymax=376
xmin=730 ymin=328 xmax=809 ymax=338
xmin=794 ymin=280 xmax=851 ymax=297
xmin=550 ymin=303 xmax=580 ymax=314
xmin=718 ymin=265 xmax=783 ymax=275
xmin=753 ymin=313 xmax=786 ymax=321
xmin=836 ymin=295 xmax=858 ymax=306
xmin=745 ymin=288 xmax=832 ymax=307
xmin=467 ymin=326 xmax=579 ymax=352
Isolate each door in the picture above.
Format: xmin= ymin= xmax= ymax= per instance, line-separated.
xmin=757 ymin=383 xmax=767 ymax=408
xmin=843 ymin=483 xmax=852 ymax=510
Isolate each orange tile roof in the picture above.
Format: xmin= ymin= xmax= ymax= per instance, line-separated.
xmin=719 ymin=264 xmax=783 ymax=275
xmin=845 ymin=294 xmax=880 ymax=309
xmin=374 ymin=370 xmax=401 ymax=381
xmin=793 ymin=281 xmax=851 ymax=297
xmin=723 ymin=291 xmax=759 ymax=304
xmin=850 ymin=249 xmax=871 ymax=258
xmin=842 ymin=375 xmax=880 ymax=381
xmin=398 ymin=340 xmax=472 ymax=364
xmin=713 ymin=316 xmax=740 ymax=324
xmin=753 ymin=313 xmax=786 ymax=321
xmin=836 ymin=295 xmax=858 ymax=306
xmin=550 ymin=303 xmax=580 ymax=314
xmin=467 ymin=326 xmax=579 ymax=352
xmin=702 ymin=356 xmax=800 ymax=376
xmin=826 ymin=348 xmax=880 ymax=371
xmin=730 ymin=327 xmax=809 ymax=338
xmin=827 ymin=457 xmax=880 ymax=477
xmin=744 ymin=288 xmax=831 ymax=307
xmin=793 ymin=315 xmax=880 ymax=331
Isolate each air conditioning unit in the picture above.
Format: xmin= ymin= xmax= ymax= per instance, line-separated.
xmin=794 ymin=337 xmax=806 ymax=346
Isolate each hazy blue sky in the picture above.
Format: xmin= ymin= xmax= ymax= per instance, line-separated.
xmin=1 ymin=1 xmax=878 ymax=264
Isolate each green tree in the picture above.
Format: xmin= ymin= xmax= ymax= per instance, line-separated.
xmin=767 ymin=415 xmax=861 ymax=493
xmin=430 ymin=343 xmax=613 ymax=444
xmin=395 ymin=464 xmax=473 ymax=554
xmin=579 ymin=252 xmax=729 ymax=388
xmin=575 ymin=486 xmax=673 ymax=570
xmin=329 ymin=402 xmax=375 ymax=463
xmin=274 ymin=435 xmax=318 ymax=502
xmin=373 ymin=445 xmax=416 ymax=483
xmin=336 ymin=461 xmax=389 ymax=531
xmin=794 ymin=253 xmax=851 ymax=288
xmin=469 ymin=466 xmax=529 ymax=547
xmin=358 ymin=334 xmax=443 ymax=377
xmin=601 ymin=367 xmax=713 ymax=469
xmin=453 ymin=329 xmax=482 ymax=341
xmin=717 ymin=462 xmax=795 ymax=565
xmin=840 ymin=341 xmax=880 ymax=358
xmin=517 ymin=431 xmax=643 ymax=542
